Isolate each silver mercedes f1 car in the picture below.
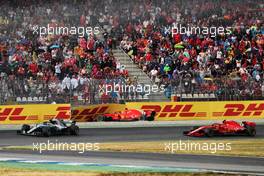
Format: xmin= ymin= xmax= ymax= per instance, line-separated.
xmin=17 ymin=119 xmax=79 ymax=137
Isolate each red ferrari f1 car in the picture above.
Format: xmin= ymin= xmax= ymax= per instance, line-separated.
xmin=97 ymin=109 xmax=156 ymax=122
xmin=183 ymin=120 xmax=256 ymax=137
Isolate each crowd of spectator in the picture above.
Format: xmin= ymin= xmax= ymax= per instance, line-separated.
xmin=0 ymin=0 xmax=131 ymax=104
xmin=0 ymin=0 xmax=263 ymax=104
xmin=119 ymin=0 xmax=264 ymax=99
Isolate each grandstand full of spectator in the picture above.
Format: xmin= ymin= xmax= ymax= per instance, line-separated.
xmin=0 ymin=0 xmax=263 ymax=104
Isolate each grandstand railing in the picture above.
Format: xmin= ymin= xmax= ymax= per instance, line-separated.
xmin=0 ymin=75 xmax=263 ymax=105
xmin=171 ymin=76 xmax=264 ymax=101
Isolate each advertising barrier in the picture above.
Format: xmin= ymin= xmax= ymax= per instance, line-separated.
xmin=0 ymin=104 xmax=71 ymax=124
xmin=126 ymin=101 xmax=264 ymax=121
xmin=1 ymin=101 xmax=263 ymax=124
xmin=71 ymin=104 xmax=126 ymax=122
xmin=71 ymin=101 xmax=264 ymax=122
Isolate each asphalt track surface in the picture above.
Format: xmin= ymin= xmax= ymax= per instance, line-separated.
xmin=1 ymin=125 xmax=264 ymax=146
xmin=0 ymin=125 xmax=264 ymax=174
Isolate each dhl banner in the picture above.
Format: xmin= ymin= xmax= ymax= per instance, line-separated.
xmin=0 ymin=104 xmax=70 ymax=124
xmin=72 ymin=104 xmax=126 ymax=122
xmin=1 ymin=101 xmax=264 ymax=124
xmin=126 ymin=101 xmax=264 ymax=121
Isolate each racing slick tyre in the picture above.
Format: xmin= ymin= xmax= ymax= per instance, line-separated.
xmin=104 ymin=116 xmax=113 ymax=121
xmin=147 ymin=111 xmax=156 ymax=121
xmin=97 ymin=115 xmax=113 ymax=122
xmin=140 ymin=115 xmax=146 ymax=121
xmin=204 ymin=128 xmax=214 ymax=137
xmin=183 ymin=131 xmax=189 ymax=135
xmin=69 ymin=125 xmax=79 ymax=136
xmin=245 ymin=126 xmax=256 ymax=137
xmin=17 ymin=124 xmax=30 ymax=134
xmin=42 ymin=127 xmax=52 ymax=137
xmin=21 ymin=124 xmax=30 ymax=133
xmin=97 ymin=115 xmax=105 ymax=122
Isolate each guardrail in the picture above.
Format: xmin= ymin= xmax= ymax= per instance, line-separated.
xmin=0 ymin=74 xmax=263 ymax=105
